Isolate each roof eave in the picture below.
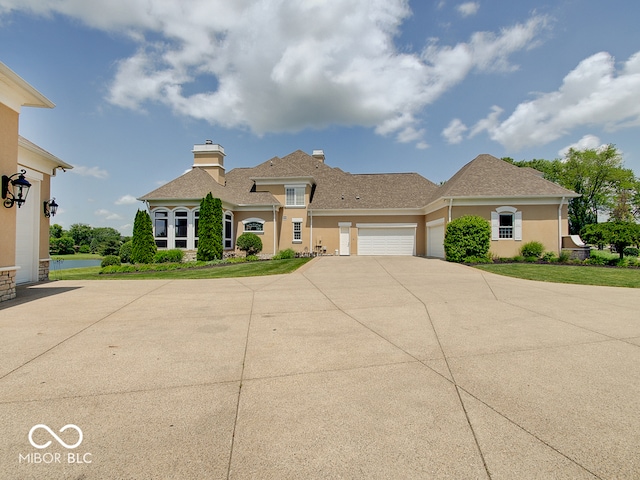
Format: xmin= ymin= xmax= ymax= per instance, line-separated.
xmin=0 ymin=62 xmax=55 ymax=110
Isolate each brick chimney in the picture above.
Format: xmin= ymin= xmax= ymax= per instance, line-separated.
xmin=193 ymin=140 xmax=225 ymax=185
xmin=312 ymin=149 xmax=325 ymax=163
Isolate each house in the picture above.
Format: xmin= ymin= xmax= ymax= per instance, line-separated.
xmin=139 ymin=142 xmax=578 ymax=259
xmin=0 ymin=61 xmax=73 ymax=302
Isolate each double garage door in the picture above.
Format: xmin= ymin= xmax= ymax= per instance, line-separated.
xmin=357 ymin=224 xmax=416 ymax=256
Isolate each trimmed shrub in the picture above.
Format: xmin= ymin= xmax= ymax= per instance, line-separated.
xmin=246 ymin=255 xmax=260 ymax=262
xmin=227 ymin=257 xmax=247 ymax=264
xmin=119 ymin=241 xmax=133 ymax=263
xmin=610 ymin=257 xmax=630 ymax=267
xmin=101 ymin=255 xmax=121 ymax=267
xmin=520 ymin=241 xmax=545 ymax=259
xmin=463 ymin=255 xmax=492 ymax=264
xmin=541 ymin=251 xmax=557 ymax=262
xmin=153 ymin=249 xmax=184 ymax=263
xmin=623 ymin=246 xmax=639 ymax=257
xmin=444 ymin=215 xmax=491 ymax=263
xmin=132 ymin=210 xmax=157 ymax=264
xmin=236 ymin=232 xmax=263 ymax=256
xmin=272 ymin=248 xmax=295 ymax=260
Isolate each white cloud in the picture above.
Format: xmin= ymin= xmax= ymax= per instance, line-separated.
xmin=95 ymin=209 xmax=123 ymax=221
xmin=558 ymin=135 xmax=603 ymax=158
xmin=457 ymin=2 xmax=479 ymax=17
xmin=471 ymin=51 xmax=640 ymax=150
xmin=119 ymin=223 xmax=133 ymax=235
xmin=442 ymin=118 xmax=468 ymax=144
xmin=114 ymin=194 xmax=138 ymax=205
xmin=71 ymin=165 xmax=109 ymax=179
xmin=0 ymin=1 xmax=548 ymax=148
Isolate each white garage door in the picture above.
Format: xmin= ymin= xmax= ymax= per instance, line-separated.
xmin=357 ymin=224 xmax=416 ymax=256
xmin=427 ymin=221 xmax=445 ymax=258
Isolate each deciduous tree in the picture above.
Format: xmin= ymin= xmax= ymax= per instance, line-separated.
xmin=581 ymin=221 xmax=640 ymax=259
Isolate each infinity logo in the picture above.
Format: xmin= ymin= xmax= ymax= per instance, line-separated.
xmin=28 ymin=424 xmax=83 ymax=450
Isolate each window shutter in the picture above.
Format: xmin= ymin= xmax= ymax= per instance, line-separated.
xmin=491 ymin=212 xmax=499 ymax=240
xmin=514 ymin=211 xmax=522 ymax=240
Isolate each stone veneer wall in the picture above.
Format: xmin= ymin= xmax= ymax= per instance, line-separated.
xmin=0 ymin=268 xmax=16 ymax=302
xmin=39 ymin=259 xmax=50 ymax=282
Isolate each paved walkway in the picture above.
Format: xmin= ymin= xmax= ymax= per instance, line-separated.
xmin=1 ymin=256 xmax=639 ymax=479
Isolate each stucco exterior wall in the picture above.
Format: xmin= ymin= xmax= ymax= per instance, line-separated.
xmin=451 ymin=204 xmax=567 ymax=258
xmin=0 ymin=103 xmax=18 ymax=268
xmin=310 ymin=214 xmax=426 ymax=256
xmin=233 ymin=210 xmax=277 ymax=255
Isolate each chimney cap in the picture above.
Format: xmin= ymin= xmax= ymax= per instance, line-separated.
xmin=193 ymin=143 xmax=225 ymax=155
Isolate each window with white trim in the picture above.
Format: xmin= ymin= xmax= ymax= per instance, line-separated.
xmin=491 ymin=207 xmax=522 ymax=241
xmin=194 ymin=210 xmax=199 ymax=248
xmin=224 ymin=211 xmax=233 ymax=249
xmin=243 ymin=217 xmax=265 ymax=233
xmin=285 ymin=186 xmax=305 ymax=207
xmin=154 ymin=210 xmax=168 ymax=248
xmin=292 ymin=218 xmax=302 ymax=243
xmin=174 ymin=210 xmax=188 ymax=248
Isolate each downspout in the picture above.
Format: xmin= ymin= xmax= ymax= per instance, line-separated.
xmin=448 ymin=198 xmax=453 ymax=222
xmin=558 ymin=197 xmax=565 ymax=255
xmin=273 ymin=205 xmax=277 ymax=255
xmin=309 ymin=209 xmax=313 ymax=254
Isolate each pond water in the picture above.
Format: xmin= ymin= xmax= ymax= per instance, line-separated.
xmin=50 ymin=259 xmax=102 ymax=270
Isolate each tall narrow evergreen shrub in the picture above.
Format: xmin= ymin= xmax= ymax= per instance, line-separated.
xmin=131 ymin=209 xmax=157 ymax=264
xmin=197 ymin=193 xmax=223 ymax=261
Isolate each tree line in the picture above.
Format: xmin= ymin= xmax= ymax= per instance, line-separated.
xmin=504 ymin=144 xmax=640 ymax=257
xmin=50 ymin=223 xmax=127 ymax=255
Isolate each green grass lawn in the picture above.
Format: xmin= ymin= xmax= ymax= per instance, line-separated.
xmin=50 ymin=258 xmax=313 ymax=280
xmin=51 ymin=253 xmax=103 ymax=260
xmin=475 ymin=263 xmax=640 ymax=288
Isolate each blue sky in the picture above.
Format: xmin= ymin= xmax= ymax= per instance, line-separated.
xmin=1 ymin=0 xmax=639 ymax=235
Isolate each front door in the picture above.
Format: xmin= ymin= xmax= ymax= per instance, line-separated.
xmin=339 ymin=227 xmax=350 ymax=256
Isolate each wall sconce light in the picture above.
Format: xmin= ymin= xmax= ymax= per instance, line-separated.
xmin=2 ymin=169 xmax=31 ymax=209
xmin=43 ymin=198 xmax=59 ymax=218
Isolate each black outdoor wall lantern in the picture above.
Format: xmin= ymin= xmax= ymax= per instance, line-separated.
xmin=2 ymin=169 xmax=31 ymax=209
xmin=43 ymin=198 xmax=58 ymax=218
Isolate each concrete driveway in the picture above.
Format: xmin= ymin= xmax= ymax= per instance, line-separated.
xmin=1 ymin=256 xmax=639 ymax=479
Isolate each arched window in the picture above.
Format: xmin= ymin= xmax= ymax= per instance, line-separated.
xmin=153 ymin=210 xmax=169 ymax=248
xmin=242 ymin=217 xmax=265 ymax=233
xmin=224 ymin=211 xmax=234 ymax=249
xmin=173 ymin=209 xmax=189 ymax=248
xmin=194 ymin=210 xmax=200 ymax=248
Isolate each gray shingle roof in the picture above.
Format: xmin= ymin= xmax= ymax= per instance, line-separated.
xmin=433 ymin=154 xmax=579 ymax=200
xmin=138 ymin=167 xmax=278 ymax=205
xmin=139 ymin=151 xmax=578 ymax=209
